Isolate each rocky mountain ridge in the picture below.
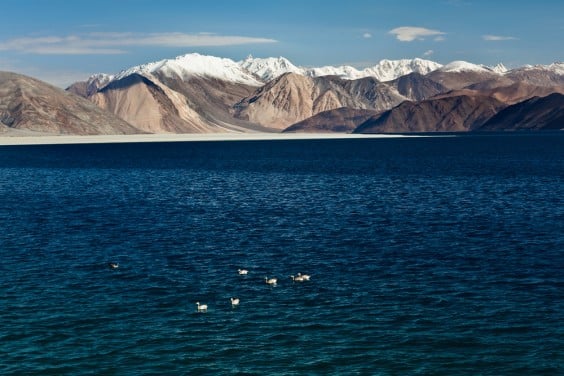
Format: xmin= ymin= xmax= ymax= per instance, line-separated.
xmin=67 ymin=53 xmax=563 ymax=134
xmin=76 ymin=53 xmax=534 ymax=89
xmin=0 ymin=71 xmax=141 ymax=136
xmin=3 ymin=52 xmax=563 ymax=136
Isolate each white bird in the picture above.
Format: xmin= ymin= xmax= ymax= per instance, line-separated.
xmin=196 ymin=302 xmax=208 ymax=312
xmin=298 ymin=273 xmax=311 ymax=281
xmin=265 ymin=277 xmax=278 ymax=285
xmin=291 ymin=275 xmax=305 ymax=282
xmin=230 ymin=297 xmax=240 ymax=306
xmin=238 ymin=269 xmax=249 ymax=275
xmin=108 ymin=262 xmax=119 ymax=269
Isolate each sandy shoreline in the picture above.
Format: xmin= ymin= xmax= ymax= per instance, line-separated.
xmin=0 ymin=132 xmax=415 ymax=146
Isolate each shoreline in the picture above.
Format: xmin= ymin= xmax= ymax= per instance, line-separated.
xmin=0 ymin=132 xmax=420 ymax=146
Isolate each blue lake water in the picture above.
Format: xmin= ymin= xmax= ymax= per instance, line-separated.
xmin=0 ymin=133 xmax=563 ymax=375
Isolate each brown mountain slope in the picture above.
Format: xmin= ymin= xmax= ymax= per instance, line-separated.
xmin=425 ymin=70 xmax=505 ymax=90
xmin=387 ymin=72 xmax=449 ymax=101
xmin=73 ymin=72 xmax=275 ymax=133
xmin=451 ymin=81 xmax=564 ymax=105
xmin=90 ymin=73 xmax=232 ymax=133
xmin=504 ymin=65 xmax=564 ymax=87
xmin=354 ymin=95 xmax=506 ymax=133
xmin=234 ymin=73 xmax=406 ymax=130
xmin=67 ymin=74 xmax=113 ymax=98
xmin=478 ymin=93 xmax=564 ymax=131
xmin=0 ymin=71 xmax=141 ymax=135
xmin=284 ymin=107 xmax=380 ymax=133
xmin=152 ymin=73 xmax=274 ymax=132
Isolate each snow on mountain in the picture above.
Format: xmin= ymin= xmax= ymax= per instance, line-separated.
xmin=517 ymin=62 xmax=564 ymax=75
xmin=363 ymin=58 xmax=443 ymax=81
xmin=108 ymin=53 xmax=445 ymax=85
xmin=302 ymin=58 xmax=442 ymax=81
xmin=88 ymin=73 xmax=114 ymax=86
xmin=546 ymin=62 xmax=564 ymax=75
xmin=99 ymin=52 xmax=562 ymax=89
xmin=66 ymin=72 xmax=115 ymax=97
xmin=489 ymin=63 xmax=508 ymax=74
xmin=114 ymin=53 xmax=263 ymax=86
xmin=439 ymin=61 xmax=492 ymax=73
xmin=239 ymin=55 xmax=303 ymax=81
xmin=304 ymin=65 xmax=364 ymax=80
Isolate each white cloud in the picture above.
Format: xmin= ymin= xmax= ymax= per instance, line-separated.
xmin=363 ymin=32 xmax=372 ymax=39
xmin=0 ymin=32 xmax=278 ymax=55
xmin=389 ymin=26 xmax=446 ymax=42
xmin=423 ymin=49 xmax=434 ymax=57
xmin=482 ymin=35 xmax=517 ymax=41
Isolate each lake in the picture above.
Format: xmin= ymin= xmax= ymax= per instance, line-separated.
xmin=0 ymin=133 xmax=562 ymax=375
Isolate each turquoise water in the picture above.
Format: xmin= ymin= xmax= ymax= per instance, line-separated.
xmin=0 ymin=134 xmax=563 ymax=375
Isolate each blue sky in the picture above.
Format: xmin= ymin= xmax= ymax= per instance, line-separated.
xmin=1 ymin=0 xmax=562 ymax=87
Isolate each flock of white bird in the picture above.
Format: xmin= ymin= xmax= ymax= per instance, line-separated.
xmin=108 ymin=262 xmax=310 ymax=313
xmin=195 ymin=268 xmax=311 ymax=312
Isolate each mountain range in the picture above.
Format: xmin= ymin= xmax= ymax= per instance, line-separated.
xmin=1 ymin=52 xmax=563 ymax=135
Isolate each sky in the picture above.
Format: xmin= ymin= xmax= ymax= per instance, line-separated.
xmin=0 ymin=0 xmax=562 ymax=87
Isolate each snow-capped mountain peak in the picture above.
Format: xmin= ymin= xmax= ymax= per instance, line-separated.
xmin=304 ymin=65 xmax=363 ymax=80
xmin=489 ymin=63 xmax=508 ymax=74
xmin=518 ymin=62 xmax=564 ymax=75
xmin=302 ymin=58 xmax=443 ymax=81
xmin=114 ymin=53 xmax=263 ymax=86
xmin=74 ymin=73 xmax=115 ymax=96
xmin=363 ymin=58 xmax=443 ymax=81
xmin=105 ymin=53 xmax=449 ymax=86
xmin=88 ymin=73 xmax=114 ymax=85
xmin=238 ymin=55 xmax=303 ymax=81
xmin=547 ymin=62 xmax=564 ymax=75
xmin=99 ymin=52 xmax=554 ymax=90
xmin=439 ymin=61 xmax=492 ymax=73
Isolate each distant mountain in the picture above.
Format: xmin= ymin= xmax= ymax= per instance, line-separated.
xmin=478 ymin=93 xmax=564 ymax=131
xmin=239 ymin=55 xmax=302 ymax=82
xmin=90 ymin=73 xmax=210 ymax=133
xmin=426 ymin=69 xmax=501 ymax=91
xmin=302 ymin=58 xmax=442 ymax=81
xmin=284 ymin=107 xmax=380 ymax=133
xmin=112 ymin=53 xmax=263 ymax=86
xmin=490 ymin=63 xmax=508 ymax=74
xmin=438 ymin=61 xmax=493 ymax=74
xmin=89 ymin=72 xmax=269 ymax=133
xmin=362 ymin=58 xmax=443 ymax=82
xmin=504 ymin=63 xmax=564 ymax=87
xmin=446 ymin=81 xmax=564 ymax=105
xmin=388 ymin=72 xmax=449 ymax=102
xmin=70 ymin=53 xmax=564 ymax=93
xmin=67 ymin=73 xmax=114 ymax=97
xmin=234 ymin=73 xmax=407 ymax=129
xmin=0 ymin=71 xmax=141 ymax=135
xmin=354 ymin=95 xmax=506 ymax=133
xmin=62 ymin=52 xmax=564 ymax=134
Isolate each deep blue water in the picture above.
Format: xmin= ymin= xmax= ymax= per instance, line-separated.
xmin=0 ymin=133 xmax=563 ymax=375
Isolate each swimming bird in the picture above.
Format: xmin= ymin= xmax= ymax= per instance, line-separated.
xmin=297 ymin=273 xmax=311 ymax=281
xmin=108 ymin=262 xmax=119 ymax=269
xmin=230 ymin=297 xmax=240 ymax=306
xmin=238 ymin=269 xmax=249 ymax=275
xmin=265 ymin=277 xmax=278 ymax=285
xmin=196 ymin=302 xmax=208 ymax=312
xmin=291 ymin=275 xmax=305 ymax=282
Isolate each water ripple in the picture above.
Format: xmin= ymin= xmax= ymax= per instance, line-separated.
xmin=0 ymin=134 xmax=562 ymax=375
